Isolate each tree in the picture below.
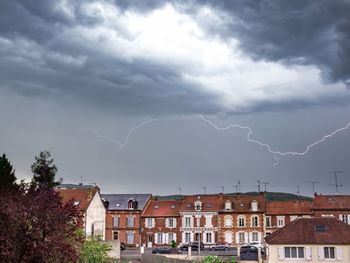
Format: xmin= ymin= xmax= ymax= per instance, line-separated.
xmin=31 ymin=150 xmax=61 ymax=188
xmin=79 ymin=237 xmax=112 ymax=263
xmin=0 ymin=154 xmax=17 ymax=191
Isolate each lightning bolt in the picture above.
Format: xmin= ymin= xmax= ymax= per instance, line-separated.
xmin=85 ymin=118 xmax=157 ymax=153
xmin=201 ymin=116 xmax=350 ymax=166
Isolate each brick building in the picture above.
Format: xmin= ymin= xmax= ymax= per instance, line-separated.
xmin=312 ymin=194 xmax=350 ymax=224
xmin=179 ymin=195 xmax=222 ymax=245
xmin=141 ymin=199 xmax=181 ymax=247
xmin=265 ymin=200 xmax=312 ymax=236
xmin=218 ymin=193 xmax=265 ymax=245
xmin=102 ymin=194 xmax=151 ymax=247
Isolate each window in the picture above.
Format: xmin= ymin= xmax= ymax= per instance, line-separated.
xmin=238 ymin=217 xmax=245 ymax=227
xmin=113 ymin=231 xmax=119 ymax=240
xmin=224 ymin=216 xmax=232 ymax=227
xmin=128 ymin=199 xmax=135 ymax=209
xmin=113 ymin=216 xmax=119 ymax=228
xmin=194 ymin=200 xmax=202 ymax=211
xmin=171 ymin=204 xmax=176 ymax=209
xmin=146 ymin=218 xmax=153 ymax=228
xmin=157 ymin=233 xmax=163 ymax=244
xmin=315 ymin=225 xmax=327 ymax=232
xmin=239 ymin=232 xmax=245 ymax=243
xmin=341 ymin=215 xmax=348 ymax=224
xmin=252 ymin=232 xmax=258 ymax=242
xmin=205 ymin=216 xmax=212 ymax=227
xmin=265 ymin=216 xmax=271 ymax=227
xmin=185 ymin=217 xmax=191 ymax=227
xmin=206 ymin=233 xmax=212 ymax=243
xmin=127 ymin=232 xmax=134 ymax=244
xmin=277 ymin=216 xmax=285 ymax=228
xmin=185 ymin=233 xmax=191 ymax=243
xmin=324 ymin=247 xmax=335 ymax=259
xmin=168 ymin=218 xmax=175 ymax=228
xmin=284 ymin=247 xmax=304 ymax=259
xmin=225 ymin=201 xmax=232 ymax=210
xmin=127 ymin=216 xmax=134 ymax=227
xmin=251 ymin=216 xmax=259 ymax=227
xmin=168 ymin=233 xmax=174 ymax=243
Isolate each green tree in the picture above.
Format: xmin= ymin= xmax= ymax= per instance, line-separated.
xmin=79 ymin=237 xmax=112 ymax=263
xmin=31 ymin=150 xmax=61 ymax=188
xmin=0 ymin=154 xmax=17 ymax=191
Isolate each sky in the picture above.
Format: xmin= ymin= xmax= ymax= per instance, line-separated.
xmin=1 ymin=0 xmax=350 ymax=196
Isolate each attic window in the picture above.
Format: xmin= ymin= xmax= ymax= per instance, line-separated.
xmin=171 ymin=205 xmax=176 ymax=209
xmin=206 ymin=204 xmax=212 ymax=208
xmin=116 ymin=203 xmax=120 ymax=207
xmin=186 ymin=204 xmax=191 ymax=208
xmin=154 ymin=205 xmax=159 ymax=209
xmin=73 ymin=200 xmax=80 ymax=206
xmin=315 ymin=225 xmax=327 ymax=232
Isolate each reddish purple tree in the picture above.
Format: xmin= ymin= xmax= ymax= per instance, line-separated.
xmin=0 ymin=154 xmax=83 ymax=263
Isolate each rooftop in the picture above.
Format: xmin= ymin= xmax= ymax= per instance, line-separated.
xmin=101 ymin=194 xmax=152 ymax=211
xmin=265 ymin=217 xmax=350 ymax=245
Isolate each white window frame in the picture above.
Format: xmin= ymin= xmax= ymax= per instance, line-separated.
xmin=127 ymin=216 xmax=134 ymax=227
xmin=185 ymin=216 xmax=191 ymax=227
xmin=252 ymin=232 xmax=259 ymax=242
xmin=238 ymin=216 xmax=246 ymax=227
xmin=284 ymin=246 xmax=305 ymax=259
xmin=277 ymin=216 xmax=285 ymax=228
xmin=265 ymin=216 xmax=271 ymax=227
xmin=185 ymin=232 xmax=191 ymax=243
xmin=251 ymin=216 xmax=259 ymax=227
xmin=224 ymin=215 xmax=232 ymax=227
xmin=146 ymin=218 xmax=154 ymax=228
xmin=127 ymin=232 xmax=134 ymax=244
xmin=324 ymin=247 xmax=336 ymax=259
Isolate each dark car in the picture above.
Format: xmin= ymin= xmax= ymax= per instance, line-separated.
xmin=179 ymin=242 xmax=204 ymax=251
xmin=152 ymin=247 xmax=172 ymax=254
xmin=120 ymin=242 xmax=126 ymax=251
xmin=210 ymin=243 xmax=229 ymax=251
xmin=240 ymin=245 xmax=258 ymax=260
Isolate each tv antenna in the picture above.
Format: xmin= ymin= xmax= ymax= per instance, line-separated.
xmin=261 ymin=181 xmax=269 ymax=192
xmin=233 ymin=185 xmax=239 ymax=193
xmin=255 ymin=180 xmax=261 ymax=192
xmin=201 ymin=186 xmax=207 ymax=195
xmin=220 ymin=186 xmax=225 ymax=194
xmin=329 ymin=171 xmax=343 ymax=193
xmin=177 ymin=187 xmax=182 ymax=197
xmin=238 ymin=180 xmax=241 ymax=193
xmin=307 ymin=181 xmax=320 ymax=194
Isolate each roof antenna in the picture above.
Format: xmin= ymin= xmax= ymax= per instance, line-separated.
xmin=201 ymin=186 xmax=207 ymax=195
xmin=307 ymin=181 xmax=319 ymax=195
xmin=256 ymin=180 xmax=261 ymax=193
xmin=79 ymin=176 xmax=83 ymax=186
xmin=177 ymin=187 xmax=182 ymax=198
xmin=261 ymin=181 xmax=269 ymax=192
xmin=233 ymin=185 xmax=239 ymax=194
xmin=238 ymin=180 xmax=241 ymax=193
xmin=329 ymin=171 xmax=343 ymax=194
xmin=220 ymin=186 xmax=225 ymax=194
xmin=296 ymin=185 xmax=300 ymax=197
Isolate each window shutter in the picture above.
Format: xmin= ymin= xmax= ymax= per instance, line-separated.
xmin=154 ymin=233 xmax=158 ymax=244
xmin=258 ymin=232 xmax=262 ymax=242
xmin=173 ymin=218 xmax=177 ymax=228
xmin=305 ymin=247 xmax=312 ymax=261
xmin=318 ymin=247 xmax=325 ymax=261
xmin=182 ymin=217 xmax=185 ymax=227
xmin=165 ymin=218 xmax=169 ymax=228
xmin=190 ymin=216 xmax=194 ymax=227
xmin=278 ymin=246 xmax=284 ymax=260
xmin=339 ymin=214 xmax=343 ymax=221
xmin=235 ymin=232 xmax=239 ymax=244
xmin=347 ymin=215 xmax=350 ymax=224
xmin=336 ymin=247 xmax=343 ymax=260
xmin=152 ymin=218 xmax=155 ymax=228
xmin=173 ymin=233 xmax=176 ymax=243
xmin=244 ymin=232 xmax=249 ymax=244
xmin=163 ymin=233 xmax=167 ymax=244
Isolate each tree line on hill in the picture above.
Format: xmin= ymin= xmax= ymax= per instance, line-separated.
xmin=0 ymin=151 xmax=110 ymax=263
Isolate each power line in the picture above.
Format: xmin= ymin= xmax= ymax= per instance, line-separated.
xmin=329 ymin=171 xmax=343 ymax=193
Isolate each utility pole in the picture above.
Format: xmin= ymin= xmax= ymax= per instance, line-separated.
xmin=201 ymin=186 xmax=207 ymax=195
xmin=261 ymin=182 xmax=269 ymax=192
xmin=307 ymin=181 xmax=319 ymax=194
xmin=329 ymin=171 xmax=343 ymax=193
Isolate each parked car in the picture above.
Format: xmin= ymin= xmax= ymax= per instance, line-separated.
xmin=152 ymin=246 xmax=172 ymax=254
xmin=246 ymin=241 xmax=265 ymax=250
xmin=120 ymin=242 xmax=126 ymax=251
xmin=240 ymin=245 xmax=258 ymax=260
xmin=179 ymin=242 xmax=204 ymax=251
xmin=209 ymin=243 xmax=230 ymax=251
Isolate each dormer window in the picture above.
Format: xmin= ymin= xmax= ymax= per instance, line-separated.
xmin=251 ymin=200 xmax=258 ymax=212
xmin=194 ymin=200 xmax=202 ymax=211
xmin=225 ymin=200 xmax=232 ymax=211
xmin=128 ymin=199 xmax=138 ymax=209
xmin=73 ymin=200 xmax=80 ymax=206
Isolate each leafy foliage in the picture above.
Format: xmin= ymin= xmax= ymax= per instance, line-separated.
xmin=31 ymin=150 xmax=62 ymax=188
xmin=0 ymin=153 xmax=83 ymax=262
xmin=79 ymin=237 xmax=112 ymax=263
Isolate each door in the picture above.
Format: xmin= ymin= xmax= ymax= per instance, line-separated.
xmin=147 ymin=234 xmax=153 ymax=248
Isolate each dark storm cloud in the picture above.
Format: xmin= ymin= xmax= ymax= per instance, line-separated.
xmin=0 ymin=0 xmax=350 ymax=116
xmin=197 ymin=0 xmax=350 ymax=83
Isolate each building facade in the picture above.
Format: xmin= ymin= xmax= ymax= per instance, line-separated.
xmin=141 ymin=199 xmax=181 ymax=247
xmin=265 ymin=200 xmax=313 ymax=236
xmin=218 ymin=193 xmax=266 ymax=245
xmin=312 ymin=194 xmax=350 ymax=224
xmin=178 ymin=195 xmax=222 ymax=245
xmin=102 ymin=194 xmax=152 ymax=247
